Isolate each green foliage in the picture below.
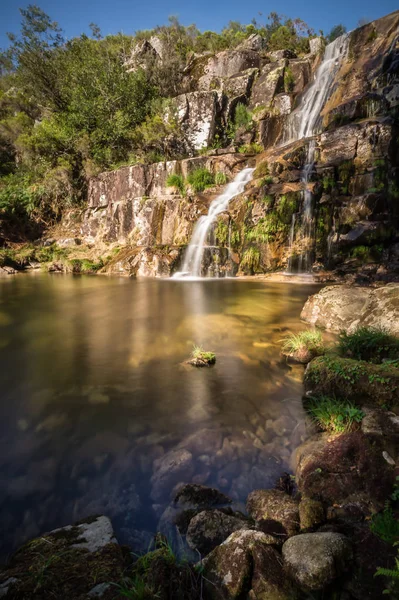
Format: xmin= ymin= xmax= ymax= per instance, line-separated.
xmin=327 ymin=24 xmax=347 ymax=43
xmin=322 ymin=175 xmax=335 ymax=192
xmin=215 ymin=220 xmax=228 ymax=246
xmin=371 ymin=508 xmax=399 ymax=544
xmin=238 ymin=143 xmax=263 ymax=154
xmin=261 ymin=176 xmax=274 ymax=186
xmin=240 ymin=247 xmax=260 ymax=272
xmin=305 ymin=395 xmax=364 ymax=433
xmin=338 ymin=327 xmax=399 ymax=363
xmin=234 ymin=103 xmax=253 ymax=131
xmin=254 ymin=161 xmax=269 ymax=178
xmin=192 ymin=345 xmax=216 ymax=364
xmin=215 ymin=171 xmax=228 ymax=185
xmin=166 ymin=173 xmax=185 ymax=195
xmin=284 ymin=67 xmax=295 ymax=92
xmin=277 ymin=194 xmax=298 ymax=224
xmin=282 ymin=329 xmax=325 ymax=356
xmin=186 ymin=168 xmax=214 ymax=193
xmin=261 ymin=194 xmax=274 ymax=206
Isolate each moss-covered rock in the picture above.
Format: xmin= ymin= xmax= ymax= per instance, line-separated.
xmin=246 ymin=489 xmax=300 ymax=537
xmin=304 ymin=355 xmax=399 ymax=408
xmin=298 ymin=498 xmax=325 ymax=531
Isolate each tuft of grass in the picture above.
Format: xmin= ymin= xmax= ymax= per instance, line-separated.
xmin=282 ymin=329 xmax=325 ymax=356
xmin=338 ymin=327 xmax=399 ymax=364
xmin=186 ymin=168 xmax=215 ymax=193
xmin=215 ymin=171 xmax=228 ymax=186
xmin=305 ymin=395 xmax=364 ymax=433
xmin=234 ymin=102 xmax=253 ymax=131
xmin=261 ymin=175 xmax=274 ymax=186
xmin=114 ymin=575 xmax=160 ymax=599
xmin=166 ymin=173 xmax=186 ymax=195
xmin=192 ymin=345 xmax=216 ymax=364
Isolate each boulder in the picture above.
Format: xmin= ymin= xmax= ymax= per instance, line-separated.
xmin=250 ymin=544 xmax=300 ymax=600
xmin=202 ymin=529 xmax=279 ymax=599
xmin=295 ymin=432 xmax=394 ymax=513
xmin=174 ymin=90 xmax=219 ymax=151
xmin=186 ymin=509 xmax=250 ymax=555
xmin=282 ymin=532 xmax=353 ymax=591
xmin=300 ymin=284 xmax=399 ymax=336
xmin=151 ymin=448 xmax=195 ymax=502
xmin=198 ymin=50 xmax=261 ymax=90
xmin=246 ymin=489 xmax=300 ymax=536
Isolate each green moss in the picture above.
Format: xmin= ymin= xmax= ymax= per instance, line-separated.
xmin=305 ymin=355 xmax=399 ymax=407
xmin=254 ymin=161 xmax=269 ymax=178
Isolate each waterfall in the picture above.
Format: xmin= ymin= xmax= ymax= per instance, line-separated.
xmin=283 ymin=33 xmax=349 ymax=272
xmin=174 ymin=168 xmax=254 ymax=278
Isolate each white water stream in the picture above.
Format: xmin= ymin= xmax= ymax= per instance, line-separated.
xmin=285 ymin=34 xmax=349 ymax=272
xmin=174 ymin=167 xmax=254 ymax=278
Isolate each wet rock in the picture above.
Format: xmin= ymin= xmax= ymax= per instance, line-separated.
xmin=87 ymin=582 xmax=112 ymax=597
xmin=202 ymin=529 xmax=277 ymax=599
xmin=246 ymin=489 xmax=300 ymax=536
xmin=186 ymin=509 xmax=250 ymax=555
xmin=174 ymin=483 xmax=232 ymax=508
xmin=0 ymin=578 xmax=18 ymax=598
xmin=283 ymin=532 xmax=353 ymax=591
xmin=251 ymin=544 xmax=300 ymax=600
xmin=299 ymin=498 xmax=325 ymax=531
xmin=295 ymin=432 xmax=394 ymax=513
xmin=151 ymin=449 xmax=195 ymax=501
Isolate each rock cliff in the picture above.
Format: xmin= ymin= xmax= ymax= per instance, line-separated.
xmin=72 ymin=11 xmax=399 ymax=278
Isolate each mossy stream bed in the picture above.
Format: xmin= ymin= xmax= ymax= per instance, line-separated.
xmin=0 ymin=274 xmax=322 ymax=560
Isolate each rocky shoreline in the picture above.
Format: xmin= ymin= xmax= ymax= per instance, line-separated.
xmin=1 ymin=284 xmax=398 ymax=599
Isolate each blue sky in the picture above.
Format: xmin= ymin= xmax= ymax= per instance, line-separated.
xmin=0 ymin=0 xmax=398 ymax=48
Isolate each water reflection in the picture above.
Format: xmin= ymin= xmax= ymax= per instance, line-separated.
xmin=0 ymin=274 xmax=321 ymax=559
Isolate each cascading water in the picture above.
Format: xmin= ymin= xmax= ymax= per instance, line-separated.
xmin=284 ymin=34 xmax=349 ymax=273
xmin=174 ymin=167 xmax=254 ymax=278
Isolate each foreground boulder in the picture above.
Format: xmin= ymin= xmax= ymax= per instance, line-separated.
xmin=186 ymin=509 xmax=250 ymax=555
xmin=0 ymin=516 xmax=125 ymax=599
xmin=202 ymin=529 xmax=298 ymax=599
xmin=246 ymin=489 xmax=300 ymax=537
xmin=282 ymin=532 xmax=353 ymax=591
xmin=295 ymin=432 xmax=394 ymax=513
xmin=301 ymin=284 xmax=399 ymax=335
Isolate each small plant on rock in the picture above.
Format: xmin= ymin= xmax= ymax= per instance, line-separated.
xmin=166 ymin=173 xmax=186 ymax=195
xmin=305 ymin=395 xmax=364 ymax=433
xmin=190 ymin=345 xmax=216 ymax=367
xmin=338 ymin=327 xmax=399 ymax=363
xmin=282 ymin=329 xmax=325 ymax=363
xmin=215 ymin=171 xmax=228 ymax=185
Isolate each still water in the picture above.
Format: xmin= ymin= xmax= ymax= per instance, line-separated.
xmin=0 ymin=274 xmax=321 ymax=559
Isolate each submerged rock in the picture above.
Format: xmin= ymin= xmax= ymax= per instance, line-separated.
xmin=151 ymin=448 xmax=195 ymax=502
xmin=282 ymin=532 xmax=353 ymax=591
xmin=174 ymin=483 xmax=231 ymax=508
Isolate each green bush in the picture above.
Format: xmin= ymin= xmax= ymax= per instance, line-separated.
xmin=186 ymin=168 xmax=215 ymax=193
xmin=166 ymin=173 xmax=185 ymax=195
xmin=305 ymin=395 xmax=364 ymax=433
xmin=338 ymin=327 xmax=399 ymax=363
xmin=215 ymin=172 xmax=228 ymax=186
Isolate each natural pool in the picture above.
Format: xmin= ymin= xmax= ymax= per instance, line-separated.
xmin=0 ymin=274 xmax=321 ymax=559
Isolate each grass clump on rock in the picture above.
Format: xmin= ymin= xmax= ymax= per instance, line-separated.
xmin=166 ymin=173 xmax=186 ymax=195
xmin=338 ymin=326 xmax=399 ymax=364
xmin=186 ymin=168 xmax=215 ymax=193
xmin=189 ymin=345 xmax=216 ymax=367
xmin=305 ymin=395 xmax=364 ymax=433
xmin=282 ymin=329 xmax=325 ymax=364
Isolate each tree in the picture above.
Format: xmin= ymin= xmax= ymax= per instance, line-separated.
xmin=327 ymin=24 xmax=347 ymax=43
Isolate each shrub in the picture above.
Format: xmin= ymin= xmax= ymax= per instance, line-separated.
xmin=215 ymin=172 xmax=228 ymax=186
xmin=166 ymin=173 xmax=185 ymax=195
xmin=234 ymin=103 xmax=253 ymax=130
xmin=338 ymin=327 xmax=399 ymax=363
xmin=282 ymin=329 xmax=324 ymax=356
xmin=305 ymin=395 xmax=364 ymax=433
xmin=240 ymin=247 xmax=260 ymax=272
xmin=186 ymin=168 xmax=215 ymax=193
